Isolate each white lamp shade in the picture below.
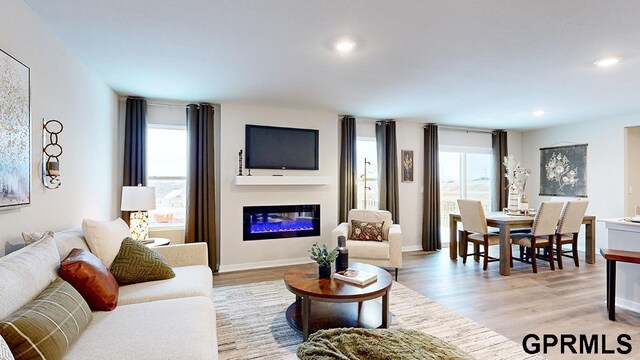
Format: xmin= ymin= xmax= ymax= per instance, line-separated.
xmin=121 ymin=186 xmax=156 ymax=211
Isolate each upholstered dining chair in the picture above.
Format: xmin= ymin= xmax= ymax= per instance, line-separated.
xmin=332 ymin=209 xmax=402 ymax=280
xmin=511 ymin=201 xmax=564 ymax=273
xmin=555 ymin=200 xmax=589 ymax=269
xmin=456 ymin=199 xmax=500 ymax=271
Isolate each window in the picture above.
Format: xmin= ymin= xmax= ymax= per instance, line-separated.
xmin=147 ymin=126 xmax=187 ymax=227
xmin=439 ymin=148 xmax=493 ymax=241
xmin=356 ymin=138 xmax=379 ymax=210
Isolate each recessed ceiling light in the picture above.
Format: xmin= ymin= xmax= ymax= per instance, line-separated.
xmin=533 ymin=110 xmax=545 ymax=117
xmin=335 ymin=39 xmax=356 ymax=52
xmin=594 ymin=57 xmax=620 ymax=67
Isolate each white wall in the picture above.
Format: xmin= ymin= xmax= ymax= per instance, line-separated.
xmin=521 ymin=117 xmax=640 ymax=250
xmin=218 ymin=103 xmax=339 ymax=272
xmin=0 ymin=0 xmax=118 ymax=256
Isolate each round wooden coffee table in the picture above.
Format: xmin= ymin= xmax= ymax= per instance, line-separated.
xmin=283 ymin=262 xmax=393 ymax=340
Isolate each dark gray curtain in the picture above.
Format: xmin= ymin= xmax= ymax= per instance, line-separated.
xmin=186 ymin=104 xmax=217 ymax=272
xmin=339 ymin=116 xmax=357 ymax=223
xmin=376 ymin=120 xmax=400 ymax=223
xmin=422 ymin=124 xmax=441 ymax=251
xmin=491 ymin=130 xmax=509 ymax=211
xmin=122 ymin=97 xmax=147 ymax=223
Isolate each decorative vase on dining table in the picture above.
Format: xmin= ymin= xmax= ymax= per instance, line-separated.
xmin=508 ymin=185 xmax=519 ymax=210
xmin=518 ymin=193 xmax=529 ymax=211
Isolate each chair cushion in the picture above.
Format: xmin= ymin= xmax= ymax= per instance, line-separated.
xmin=350 ymin=220 xmax=385 ymax=241
xmin=346 ymin=240 xmax=390 ymax=260
xmin=109 ymin=238 xmax=175 ymax=285
xmin=513 ymin=237 xmax=552 ymax=247
xmin=63 ymin=297 xmax=217 ymax=360
xmin=118 ymin=266 xmax=213 ymax=305
xmin=0 ymin=335 xmax=14 ymax=360
xmin=82 ymin=218 xmax=132 ymax=268
xmin=0 ymin=236 xmax=60 ymax=320
xmin=0 ymin=278 xmax=92 ymax=360
xmin=467 ymin=233 xmax=500 ymax=245
xmin=348 ymin=210 xmax=392 ymax=240
xmin=58 ymin=248 xmax=119 ymax=311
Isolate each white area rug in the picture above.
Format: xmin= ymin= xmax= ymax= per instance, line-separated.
xmin=214 ymin=280 xmax=543 ymax=360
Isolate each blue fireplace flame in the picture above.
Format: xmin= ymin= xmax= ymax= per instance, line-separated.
xmin=250 ymin=217 xmax=314 ymax=234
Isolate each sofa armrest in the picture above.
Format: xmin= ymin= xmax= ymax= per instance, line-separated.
xmin=152 ymin=243 xmax=209 ymax=267
xmin=388 ymin=224 xmax=403 ymax=268
xmin=332 ymin=223 xmax=349 ymax=241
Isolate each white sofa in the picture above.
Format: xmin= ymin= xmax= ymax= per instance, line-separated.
xmin=0 ymin=229 xmax=218 ymax=360
xmin=332 ymin=209 xmax=402 ymax=280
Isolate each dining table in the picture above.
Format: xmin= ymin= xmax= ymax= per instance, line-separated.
xmin=448 ymin=212 xmax=597 ymax=275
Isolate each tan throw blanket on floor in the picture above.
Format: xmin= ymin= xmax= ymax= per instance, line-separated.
xmin=297 ymin=328 xmax=474 ymax=360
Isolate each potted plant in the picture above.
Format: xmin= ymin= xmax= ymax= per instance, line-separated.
xmin=308 ymin=242 xmax=338 ymax=279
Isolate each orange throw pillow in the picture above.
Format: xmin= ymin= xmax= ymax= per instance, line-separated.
xmin=59 ymin=248 xmax=119 ymax=311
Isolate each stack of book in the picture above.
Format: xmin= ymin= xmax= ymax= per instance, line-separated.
xmin=333 ymin=268 xmax=378 ymax=286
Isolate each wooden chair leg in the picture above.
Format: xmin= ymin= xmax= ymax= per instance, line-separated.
xmin=548 ymin=237 xmax=555 ymax=271
xmin=556 ymin=234 xmax=564 ymax=270
xmin=395 ymin=268 xmax=398 ymax=281
xmin=531 ymin=247 xmax=538 ymax=273
xmin=462 ymin=238 xmax=468 ymax=265
xmin=572 ymin=234 xmax=579 ymax=267
xmin=510 ymin=247 xmax=514 ymax=268
xmin=483 ymin=240 xmax=489 ymax=271
xmin=473 ymin=243 xmax=480 ymax=262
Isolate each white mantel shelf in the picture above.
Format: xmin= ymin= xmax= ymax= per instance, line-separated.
xmin=234 ymin=175 xmax=331 ymax=186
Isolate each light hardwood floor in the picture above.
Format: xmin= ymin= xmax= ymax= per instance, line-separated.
xmin=213 ymin=247 xmax=640 ymax=359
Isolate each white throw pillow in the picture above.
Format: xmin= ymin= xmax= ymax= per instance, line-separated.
xmin=82 ymin=218 xmax=132 ymax=268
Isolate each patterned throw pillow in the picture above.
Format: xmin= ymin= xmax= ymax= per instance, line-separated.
xmin=350 ymin=220 xmax=385 ymax=241
xmin=109 ymin=238 xmax=175 ymax=285
xmin=0 ymin=278 xmax=92 ymax=360
xmin=21 ymin=231 xmax=54 ymax=246
xmin=0 ymin=335 xmax=14 ymax=360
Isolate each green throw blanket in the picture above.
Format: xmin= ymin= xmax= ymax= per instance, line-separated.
xmin=297 ymin=328 xmax=473 ymax=360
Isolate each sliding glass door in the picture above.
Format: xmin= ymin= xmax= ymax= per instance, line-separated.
xmin=439 ymin=147 xmax=493 ymax=243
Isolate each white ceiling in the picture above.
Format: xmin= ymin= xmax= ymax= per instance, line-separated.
xmin=24 ymin=0 xmax=640 ymax=130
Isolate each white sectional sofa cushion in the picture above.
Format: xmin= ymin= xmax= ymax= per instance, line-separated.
xmin=52 ymin=229 xmax=90 ymax=260
xmin=0 ymin=236 xmax=59 ymax=319
xmin=118 ymin=265 xmax=213 ymax=305
xmin=64 ymin=296 xmax=217 ymax=360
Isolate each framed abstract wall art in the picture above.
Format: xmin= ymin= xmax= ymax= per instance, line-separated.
xmin=0 ymin=48 xmax=30 ymax=208
xmin=539 ymin=144 xmax=587 ymax=197
xmin=401 ymin=150 xmax=414 ymax=182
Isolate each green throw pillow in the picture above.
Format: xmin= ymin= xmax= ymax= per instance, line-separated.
xmin=109 ymin=237 xmax=175 ymax=285
xmin=0 ymin=278 xmax=92 ymax=360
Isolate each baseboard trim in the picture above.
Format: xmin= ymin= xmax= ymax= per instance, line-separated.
xmin=219 ymin=246 xmax=425 ymax=273
xmin=615 ymin=297 xmax=640 ymax=313
xmin=402 ymin=245 xmax=423 ymax=252
xmin=218 ymin=257 xmax=313 ymax=273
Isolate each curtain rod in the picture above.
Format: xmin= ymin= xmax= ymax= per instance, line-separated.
xmin=435 ymin=125 xmax=495 ymax=134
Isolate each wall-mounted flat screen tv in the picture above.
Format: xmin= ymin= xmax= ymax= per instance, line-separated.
xmin=245 ymin=125 xmax=319 ymax=170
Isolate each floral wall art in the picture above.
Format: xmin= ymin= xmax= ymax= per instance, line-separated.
xmin=0 ymin=48 xmax=30 ymax=208
xmin=539 ymin=144 xmax=587 ymax=197
xmin=401 ymin=150 xmax=413 ymax=182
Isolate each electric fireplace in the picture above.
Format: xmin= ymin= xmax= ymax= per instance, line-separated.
xmin=243 ymin=204 xmax=320 ymax=241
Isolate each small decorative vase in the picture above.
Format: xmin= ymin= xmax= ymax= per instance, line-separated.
xmin=335 ymin=236 xmax=349 ymax=273
xmin=518 ymin=193 xmax=529 ymax=210
xmin=318 ymin=264 xmax=331 ymax=279
xmin=508 ymin=185 xmax=519 ymax=211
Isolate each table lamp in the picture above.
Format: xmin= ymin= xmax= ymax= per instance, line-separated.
xmin=121 ymin=185 xmax=156 ymax=241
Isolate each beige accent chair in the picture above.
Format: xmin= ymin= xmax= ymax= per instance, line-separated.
xmin=555 ymin=200 xmax=589 ymax=269
xmin=332 ymin=209 xmax=402 ymax=280
xmin=511 ymin=201 xmax=564 ymax=273
xmin=457 ymin=199 xmax=500 ymax=271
